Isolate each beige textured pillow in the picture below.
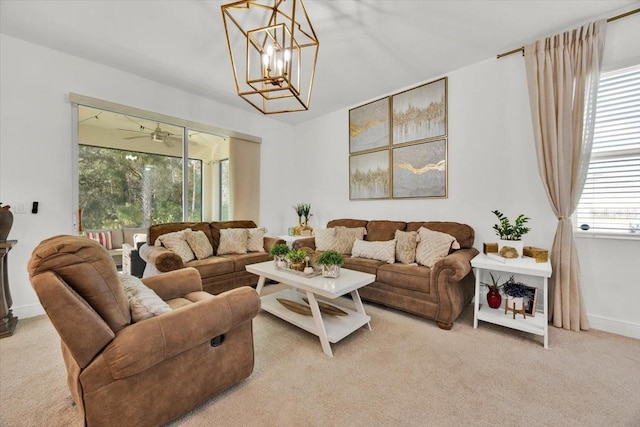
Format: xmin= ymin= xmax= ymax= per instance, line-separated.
xmin=395 ymin=230 xmax=418 ymax=264
xmin=184 ymin=230 xmax=214 ymax=260
xmin=217 ymin=228 xmax=249 ymax=255
xmin=334 ymin=226 xmax=367 ymax=255
xmin=247 ymin=227 xmax=266 ymax=252
xmin=158 ymin=229 xmax=195 ymax=263
xmin=120 ymin=274 xmax=171 ymax=322
xmin=415 ymin=227 xmax=456 ymax=268
xmin=315 ymin=228 xmax=338 ymax=252
xmin=351 ymin=238 xmax=396 ymax=264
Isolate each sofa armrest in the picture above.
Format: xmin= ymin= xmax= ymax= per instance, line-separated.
xmin=431 ymin=248 xmax=478 ymax=282
xmin=139 ymin=244 xmax=184 ymax=273
xmin=141 ymin=267 xmax=202 ymax=300
xmin=264 ymin=236 xmax=286 ymax=253
xmin=101 ymin=286 xmax=260 ymax=380
xmin=292 ymin=237 xmax=316 ymax=250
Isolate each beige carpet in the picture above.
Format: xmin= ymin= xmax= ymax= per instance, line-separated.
xmin=1 ymin=285 xmax=639 ymax=427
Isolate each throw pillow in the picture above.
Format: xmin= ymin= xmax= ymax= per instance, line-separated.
xmin=158 ymin=229 xmax=195 ymax=263
xmin=184 ymin=230 xmax=214 ymax=260
xmin=334 ymin=226 xmax=367 ymax=255
xmin=415 ymin=227 xmax=457 ymax=268
xmin=120 ymin=274 xmax=171 ymax=322
xmin=314 ymin=228 xmax=338 ymax=252
xmin=247 ymin=227 xmax=266 ymax=252
xmin=351 ymin=238 xmax=396 ymax=264
xmin=86 ymin=231 xmax=113 ymax=250
xmin=217 ymin=228 xmax=249 ymax=255
xmin=395 ymin=230 xmax=418 ymax=264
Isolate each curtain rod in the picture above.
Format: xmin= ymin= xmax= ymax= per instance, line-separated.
xmin=496 ymin=7 xmax=640 ymax=59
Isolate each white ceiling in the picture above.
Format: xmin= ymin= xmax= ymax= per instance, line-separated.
xmin=1 ymin=0 xmax=638 ymax=126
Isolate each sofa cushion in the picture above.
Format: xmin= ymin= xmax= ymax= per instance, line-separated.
xmin=86 ymin=231 xmax=114 ymax=250
xmin=376 ymin=263 xmax=431 ymax=293
xmin=315 ymin=228 xmax=338 ymax=252
xmin=326 ymin=219 xmax=369 ymax=229
xmin=220 ymin=252 xmax=272 ymax=273
xmin=247 ymin=227 xmax=266 ymax=252
xmin=395 ymin=230 xmax=418 ymax=264
xmin=365 ymin=220 xmax=407 ymax=241
xmin=415 ymin=227 xmax=456 ymax=268
xmin=184 ymin=230 xmax=214 ymax=260
xmin=351 ymin=239 xmax=396 ymax=264
xmin=217 ymin=228 xmax=249 ymax=255
xmin=186 ymin=256 xmax=235 ymax=277
xmin=406 ymin=221 xmax=474 ymax=249
xmin=120 ymin=274 xmax=171 ymax=322
xmin=210 ymin=220 xmax=258 ymax=254
xmin=158 ymin=230 xmax=195 ymax=263
xmin=342 ymin=256 xmax=385 ymax=276
xmin=149 ymin=222 xmax=213 ymax=249
xmin=334 ymin=226 xmax=367 ymax=255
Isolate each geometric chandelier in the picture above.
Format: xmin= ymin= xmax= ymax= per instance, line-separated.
xmin=221 ymin=0 xmax=319 ymax=114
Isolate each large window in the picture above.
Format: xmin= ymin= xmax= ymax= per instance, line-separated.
xmin=575 ymin=65 xmax=640 ymax=235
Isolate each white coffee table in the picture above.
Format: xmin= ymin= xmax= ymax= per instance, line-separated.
xmin=247 ymin=261 xmax=375 ymax=357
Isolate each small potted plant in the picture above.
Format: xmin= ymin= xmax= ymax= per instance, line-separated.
xmin=269 ymin=243 xmax=290 ymax=268
xmin=315 ymin=249 xmax=344 ymax=278
xmin=501 ymin=276 xmax=527 ymax=312
xmin=491 ymin=210 xmax=530 ymax=258
xmin=480 ymin=272 xmax=503 ymax=309
xmin=286 ymin=248 xmax=308 ymax=271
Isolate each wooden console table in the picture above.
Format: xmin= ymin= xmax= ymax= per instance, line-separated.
xmin=0 ymin=240 xmax=18 ymax=338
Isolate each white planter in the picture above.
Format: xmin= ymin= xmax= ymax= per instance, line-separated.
xmin=506 ymin=296 xmax=524 ymax=311
xmin=498 ymin=239 xmax=523 ymax=258
xmin=321 ymin=265 xmax=340 ymax=278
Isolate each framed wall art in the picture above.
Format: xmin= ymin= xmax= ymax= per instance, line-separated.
xmin=349 ymin=97 xmax=390 ymax=153
xmin=392 ymin=78 xmax=447 ymax=145
xmin=392 ymin=139 xmax=447 ymax=198
xmin=522 ymin=285 xmax=539 ymax=317
xmin=349 ymin=150 xmax=390 ymax=200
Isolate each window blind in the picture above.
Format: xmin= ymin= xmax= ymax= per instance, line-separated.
xmin=576 ymin=65 xmax=640 ymax=234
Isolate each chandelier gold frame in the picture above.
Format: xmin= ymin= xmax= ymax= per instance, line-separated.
xmin=221 ymin=0 xmax=319 ymax=114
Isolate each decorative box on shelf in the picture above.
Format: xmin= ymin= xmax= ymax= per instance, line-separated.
xmin=523 ymin=246 xmax=548 ymax=263
xmin=483 ymin=242 xmax=498 ymax=254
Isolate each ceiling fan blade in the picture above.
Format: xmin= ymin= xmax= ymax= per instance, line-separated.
xmin=117 ymin=128 xmax=149 ymax=134
xmin=124 ymin=135 xmax=149 ymax=140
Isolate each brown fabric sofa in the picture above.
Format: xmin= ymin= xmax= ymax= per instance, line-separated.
xmin=293 ymin=219 xmax=479 ymax=330
xmin=28 ymin=235 xmax=260 ymax=427
xmin=140 ymin=220 xmax=284 ymax=295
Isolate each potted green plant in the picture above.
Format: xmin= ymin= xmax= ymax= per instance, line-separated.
xmin=315 ymin=249 xmax=344 ymax=278
xmin=286 ymin=248 xmax=308 ymax=271
xmin=501 ymin=276 xmax=527 ymax=311
xmin=269 ymin=243 xmax=290 ymax=268
xmin=480 ymin=272 xmax=503 ymax=309
xmin=491 ymin=210 xmax=530 ymax=258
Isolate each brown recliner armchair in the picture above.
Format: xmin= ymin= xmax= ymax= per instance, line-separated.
xmin=27 ymin=235 xmax=260 ymax=427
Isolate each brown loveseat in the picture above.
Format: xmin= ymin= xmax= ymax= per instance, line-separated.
xmin=28 ymin=235 xmax=260 ymax=427
xmin=293 ymin=219 xmax=479 ymax=330
xmin=140 ymin=220 xmax=284 ymax=295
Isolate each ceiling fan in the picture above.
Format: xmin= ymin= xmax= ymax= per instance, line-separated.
xmin=117 ymin=123 xmax=182 ymax=147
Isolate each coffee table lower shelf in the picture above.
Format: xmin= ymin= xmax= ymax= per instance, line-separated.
xmin=261 ymin=289 xmax=371 ymax=344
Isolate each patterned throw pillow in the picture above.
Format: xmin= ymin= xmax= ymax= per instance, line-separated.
xmin=86 ymin=231 xmax=113 ymax=250
xmin=314 ymin=228 xmax=338 ymax=252
xmin=158 ymin=229 xmax=195 ymax=263
xmin=217 ymin=228 xmax=249 ymax=255
xmin=415 ymin=227 xmax=457 ymax=268
xmin=120 ymin=274 xmax=171 ymax=322
xmin=247 ymin=227 xmax=266 ymax=252
xmin=333 ymin=226 xmax=367 ymax=255
xmin=351 ymin=238 xmax=396 ymax=264
xmin=184 ymin=230 xmax=214 ymax=260
xmin=395 ymin=230 xmax=418 ymax=264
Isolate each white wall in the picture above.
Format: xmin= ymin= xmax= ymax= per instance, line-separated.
xmin=0 ymin=34 xmax=296 ymax=319
xmin=291 ymin=15 xmax=640 ymax=339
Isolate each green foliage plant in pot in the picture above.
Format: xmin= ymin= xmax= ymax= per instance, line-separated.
xmin=501 ymin=276 xmax=527 ymax=311
xmin=316 ymin=249 xmax=344 ymax=278
xmin=480 ymin=272 xmax=503 ymax=309
xmin=491 ymin=210 xmax=531 ymax=258
xmin=269 ymin=243 xmax=290 ymax=268
xmin=286 ymin=248 xmax=308 ymax=271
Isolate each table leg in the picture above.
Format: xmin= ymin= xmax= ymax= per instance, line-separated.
xmin=350 ymin=289 xmax=371 ymax=330
xmin=255 ymin=275 xmax=266 ymax=295
xmin=473 ymin=267 xmax=480 ymax=329
xmin=306 ymin=292 xmax=333 ymax=357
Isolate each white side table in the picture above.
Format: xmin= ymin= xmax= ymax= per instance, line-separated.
xmin=471 ymin=253 xmax=552 ymax=348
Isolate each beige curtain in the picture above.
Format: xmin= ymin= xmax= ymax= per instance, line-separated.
xmin=524 ymin=20 xmax=606 ymax=331
xmin=228 ymin=137 xmax=261 ymax=223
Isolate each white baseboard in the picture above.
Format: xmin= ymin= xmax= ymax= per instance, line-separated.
xmin=12 ymin=303 xmax=45 ymax=320
xmin=588 ymin=314 xmax=640 ymax=340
